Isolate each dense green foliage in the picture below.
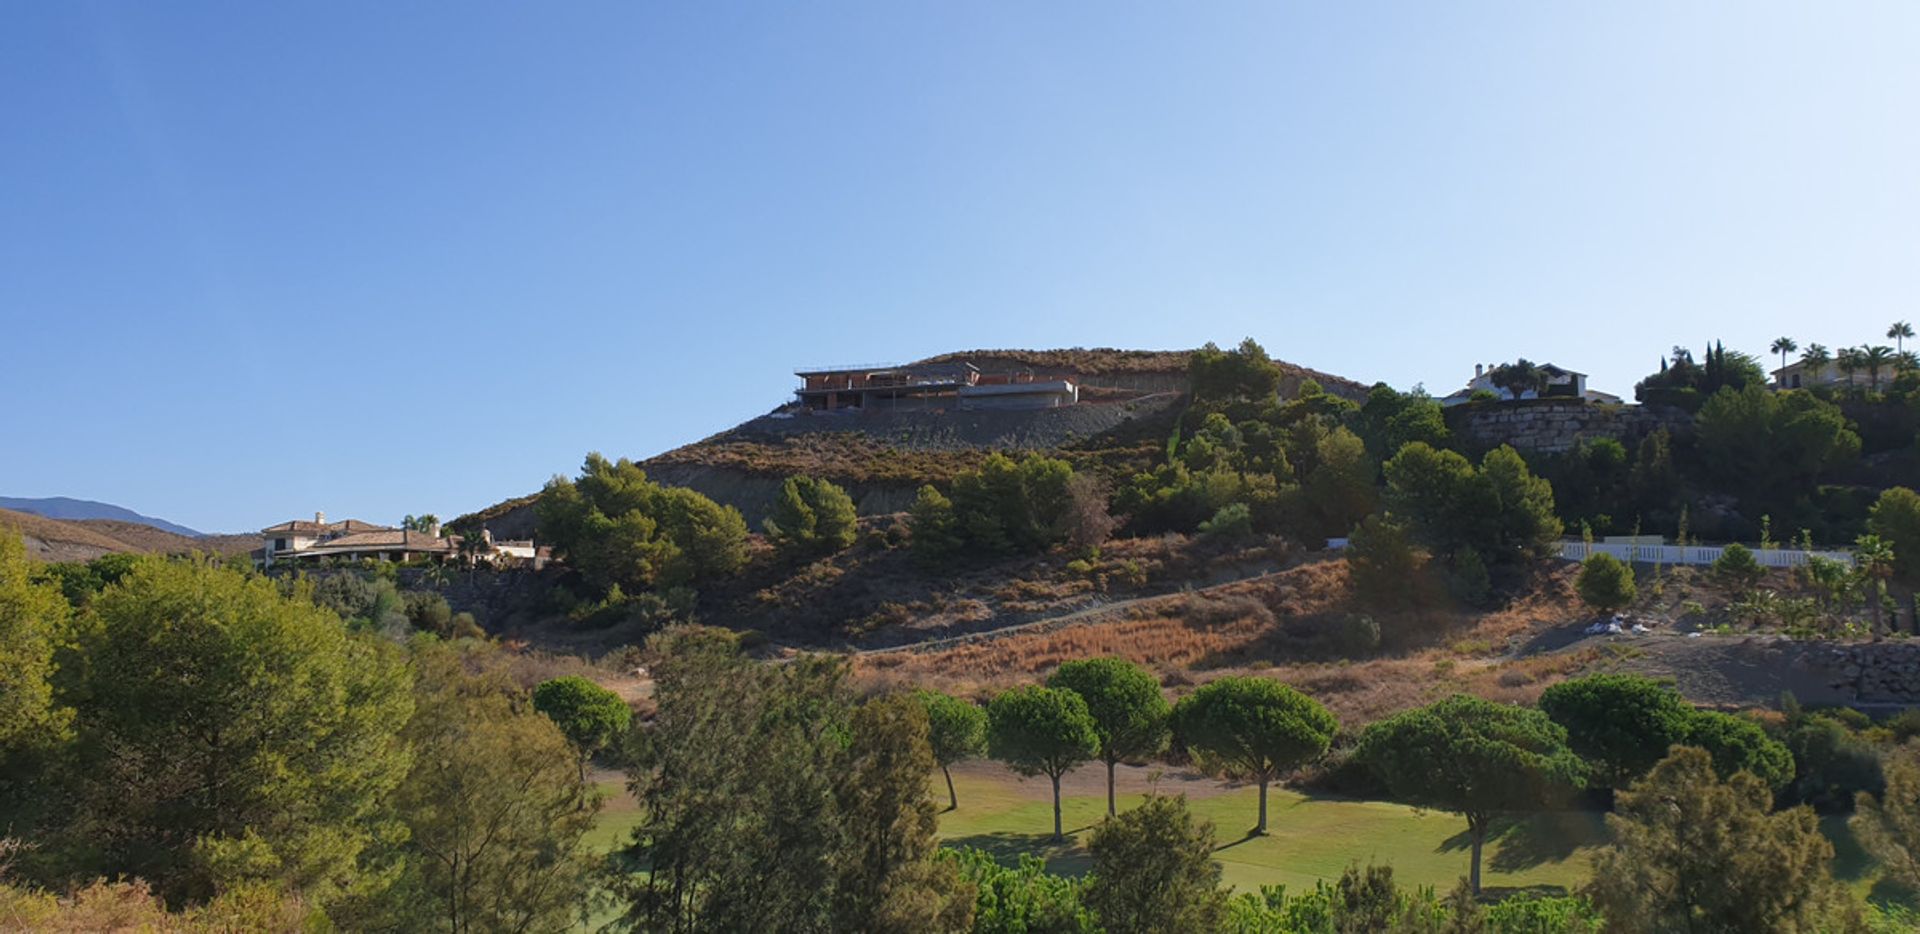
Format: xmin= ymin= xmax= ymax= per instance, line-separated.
xmin=362 ymin=644 xmax=600 ymax=933
xmin=1384 ymin=442 xmax=1563 ymax=570
xmin=1852 ymin=744 xmax=1920 ymax=891
xmin=1587 ymin=747 xmax=1857 ymax=933
xmin=916 ymin=690 xmax=989 ymax=810
xmin=1682 ymin=709 xmax=1794 ymax=790
xmin=1867 ymin=486 xmax=1920 ymax=586
xmin=1634 ymin=342 xmax=1769 ymax=410
xmin=1223 ymin=865 xmax=1602 ymax=933
xmin=940 ymin=849 xmax=1096 ymax=934
xmin=1574 ymin=552 xmax=1636 ymax=613
xmin=613 ymin=628 xmax=970 ymax=932
xmin=1359 ymin=695 xmax=1586 ymax=892
xmin=1171 ymin=677 xmax=1337 ymax=835
xmin=1540 ymin=674 xmax=1695 ymax=791
xmin=1083 ymin=794 xmax=1227 ymax=933
xmin=1694 ymin=385 xmax=1859 ymax=513
xmin=1344 ymin=512 xmax=1432 ymax=614
xmin=537 ymin=452 xmax=749 ymax=593
xmin=1048 ymin=657 xmax=1171 ymax=816
xmin=0 ymin=532 xmax=70 ymax=802
xmin=912 ymin=453 xmax=1078 ymax=563
xmin=47 ymin=558 xmax=415 ymax=907
xmin=987 ymin=685 xmax=1100 ymax=841
xmin=532 ymin=674 xmax=633 ymax=777
xmin=765 ymin=475 xmax=860 ymax=558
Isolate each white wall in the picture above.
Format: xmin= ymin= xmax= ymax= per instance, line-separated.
xmin=1560 ymin=540 xmax=1853 ymax=568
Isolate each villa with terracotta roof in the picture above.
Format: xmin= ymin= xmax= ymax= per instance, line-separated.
xmin=261 ymin=512 xmax=454 ymax=566
xmin=261 ymin=512 xmax=547 ymax=568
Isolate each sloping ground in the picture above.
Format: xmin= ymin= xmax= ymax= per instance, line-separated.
xmin=914 ymin=347 xmax=1372 ymax=402
xmin=0 ymin=509 xmax=256 ymax=562
xmin=2 ymin=509 xmax=134 ymax=562
xmin=854 ymin=558 xmax=1609 ymax=726
xmin=455 ymin=346 xmax=1371 ymax=533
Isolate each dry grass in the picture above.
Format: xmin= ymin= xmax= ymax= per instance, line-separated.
xmin=914 ymin=348 xmax=1193 ymax=375
xmin=651 ymin=434 xmax=994 ymax=485
xmin=853 ymin=555 xmax=1601 ymax=728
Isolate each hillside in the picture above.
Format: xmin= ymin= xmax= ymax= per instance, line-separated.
xmin=459 ymin=346 xmax=1369 ymax=532
xmin=0 ymin=508 xmax=256 ymax=562
xmin=0 ymin=495 xmax=203 ymax=537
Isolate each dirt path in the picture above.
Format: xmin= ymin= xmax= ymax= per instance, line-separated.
xmin=855 ymin=563 xmax=1291 ymax=658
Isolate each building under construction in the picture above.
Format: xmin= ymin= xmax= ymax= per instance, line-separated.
xmin=793 ymin=361 xmax=1079 ymax=412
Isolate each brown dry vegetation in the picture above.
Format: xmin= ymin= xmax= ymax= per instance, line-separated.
xmin=853 ymin=557 xmax=1600 ymax=726
xmin=649 ymin=434 xmax=996 ymax=485
xmin=0 ymin=509 xmax=256 ymax=563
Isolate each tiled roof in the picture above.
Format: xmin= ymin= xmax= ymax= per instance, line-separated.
xmin=260 ymin=518 xmax=395 ymax=535
xmin=314 ymin=529 xmax=452 ymax=551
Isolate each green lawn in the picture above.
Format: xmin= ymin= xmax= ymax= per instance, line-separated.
xmin=935 ymin=771 xmax=1601 ymax=896
xmin=581 ymin=772 xmax=1918 ymax=920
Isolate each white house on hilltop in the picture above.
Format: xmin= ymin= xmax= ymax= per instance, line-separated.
xmin=1441 ymin=362 xmax=1623 ymax=407
xmin=260 ymin=512 xmax=545 ymax=568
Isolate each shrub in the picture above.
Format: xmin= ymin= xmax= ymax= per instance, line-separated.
xmin=1198 ymin=502 xmax=1254 ymax=540
xmin=1346 ymin=513 xmax=1429 ymax=612
xmin=1713 ymin=543 xmax=1764 ymax=594
xmin=1576 ymin=552 xmax=1637 ymax=613
xmin=939 ymin=849 xmax=1095 ymax=934
xmin=763 ymin=475 xmax=859 ymax=558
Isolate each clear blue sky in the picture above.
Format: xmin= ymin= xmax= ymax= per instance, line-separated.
xmin=4 ymin=3 xmax=1917 ymax=533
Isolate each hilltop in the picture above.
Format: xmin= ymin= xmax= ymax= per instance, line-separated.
xmin=0 ymin=508 xmax=256 ymax=563
xmin=459 ymin=346 xmax=1369 ymax=532
xmin=0 ymin=495 xmax=203 ymax=537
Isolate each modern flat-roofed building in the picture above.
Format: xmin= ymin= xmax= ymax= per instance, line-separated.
xmin=792 ymin=360 xmax=1082 ymax=413
xmin=793 ymin=362 xmax=980 ymax=411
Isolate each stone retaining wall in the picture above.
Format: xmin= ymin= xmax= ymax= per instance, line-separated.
xmin=1447 ymin=400 xmax=1691 ymax=455
xmin=1823 ymin=642 xmax=1920 ymax=704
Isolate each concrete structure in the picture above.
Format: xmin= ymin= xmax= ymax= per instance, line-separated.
xmin=792 ymin=361 xmax=1081 ymax=413
xmin=957 ymin=378 xmax=1079 ymax=410
xmin=1442 ymin=362 xmax=1620 ymax=407
xmin=1560 ymin=540 xmax=1852 ymax=568
xmin=793 ymin=362 xmax=981 ymax=412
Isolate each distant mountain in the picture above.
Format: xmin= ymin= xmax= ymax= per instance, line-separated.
xmin=0 ymin=496 xmax=203 ymax=537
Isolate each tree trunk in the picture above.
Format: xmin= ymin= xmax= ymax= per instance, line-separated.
xmin=1468 ymin=815 xmax=1486 ymax=894
xmin=1106 ymin=758 xmax=1117 ymax=817
xmin=943 ymin=764 xmax=958 ymax=811
xmin=1051 ymin=773 xmax=1064 ymax=841
xmin=1256 ymin=777 xmax=1269 ymax=835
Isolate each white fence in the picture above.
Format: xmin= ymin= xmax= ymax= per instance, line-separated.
xmin=1559 ymin=540 xmax=1853 ymax=568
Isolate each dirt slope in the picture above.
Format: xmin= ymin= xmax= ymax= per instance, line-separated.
xmin=0 ymin=509 xmax=257 ymax=562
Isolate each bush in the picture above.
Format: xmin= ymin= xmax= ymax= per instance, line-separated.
xmin=1576 ymin=552 xmax=1637 ymax=613
xmin=1198 ymin=502 xmax=1254 ymax=540
xmin=763 ymin=475 xmax=859 ymax=558
xmin=1346 ymin=514 xmax=1430 ymax=612
xmin=939 ymin=849 xmax=1095 ymax=934
xmin=1446 ymin=547 xmax=1491 ymax=607
xmin=537 ymin=453 xmax=748 ymax=593
xmin=1713 ymin=543 xmax=1764 ymax=594
xmin=1333 ymin=613 xmax=1380 ymax=656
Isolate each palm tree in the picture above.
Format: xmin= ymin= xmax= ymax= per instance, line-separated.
xmin=1899 ymin=350 xmax=1920 ymax=373
xmin=1801 ymin=343 xmax=1831 ymax=371
xmin=1865 ymin=345 xmax=1896 ymax=393
xmin=1855 ymin=534 xmax=1895 ymax=637
xmin=1769 ymin=337 xmax=1798 ymax=382
xmin=1837 ymin=347 xmax=1865 ymax=389
xmin=1890 ymin=321 xmax=1914 ymax=353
